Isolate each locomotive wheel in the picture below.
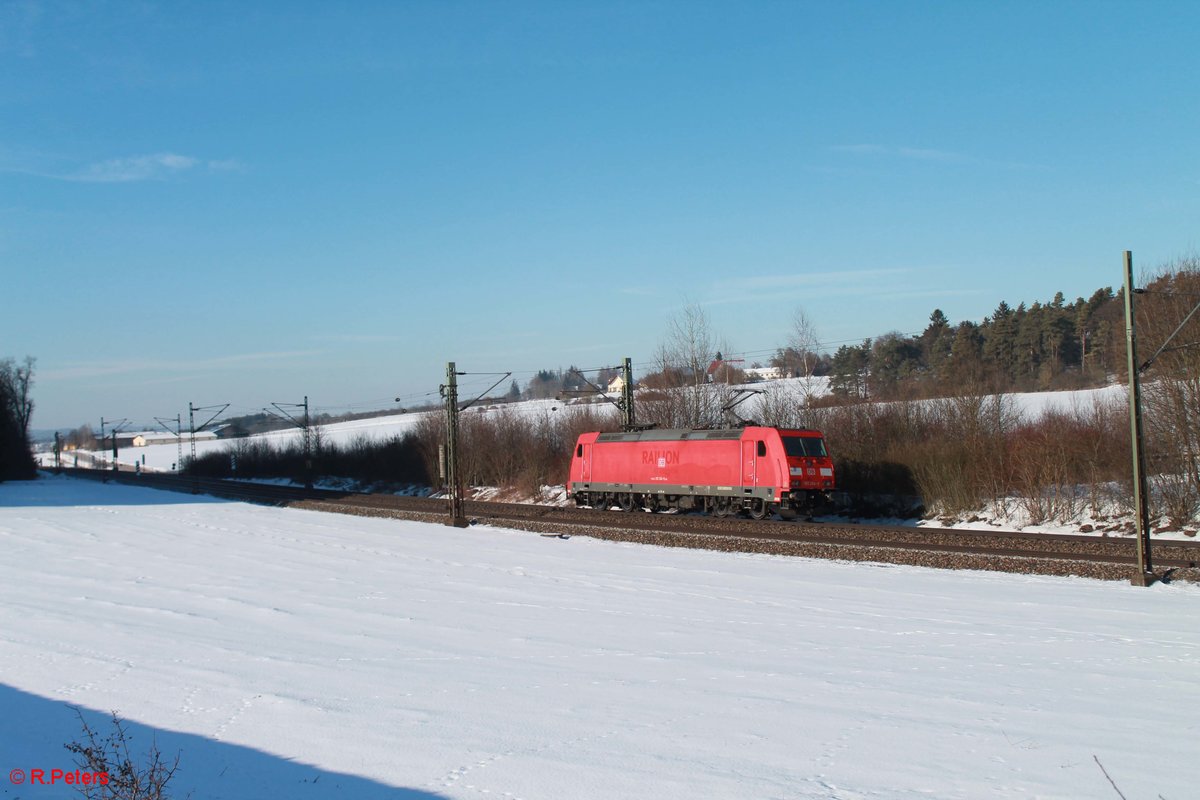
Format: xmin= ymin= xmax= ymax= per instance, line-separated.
xmin=618 ymin=493 xmax=636 ymax=512
xmin=747 ymin=499 xmax=771 ymax=520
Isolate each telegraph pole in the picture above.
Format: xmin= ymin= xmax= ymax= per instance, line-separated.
xmin=441 ymin=362 xmax=468 ymax=527
xmin=1124 ymin=251 xmax=1154 ymax=586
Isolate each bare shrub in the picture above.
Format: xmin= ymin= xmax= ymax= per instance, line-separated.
xmin=65 ymin=710 xmax=187 ymax=800
xmin=1009 ymin=413 xmax=1079 ymax=525
xmin=1152 ymin=471 xmax=1200 ymax=529
xmin=413 ymin=411 xmax=446 ymax=488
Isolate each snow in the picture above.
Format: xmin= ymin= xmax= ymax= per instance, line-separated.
xmin=2 ymin=475 xmax=1197 ymax=799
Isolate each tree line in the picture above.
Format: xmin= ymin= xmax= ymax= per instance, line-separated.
xmin=817 ymin=288 xmax=1121 ymax=402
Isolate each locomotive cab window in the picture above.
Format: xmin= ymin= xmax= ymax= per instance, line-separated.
xmin=783 ymin=436 xmax=827 ymax=458
xmin=757 ymin=441 xmax=766 ymax=457
xmin=576 ymin=444 xmax=583 ymax=457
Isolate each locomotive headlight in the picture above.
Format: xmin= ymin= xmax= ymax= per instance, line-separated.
xmin=789 ymin=467 xmax=803 ymax=476
xmin=820 ymin=468 xmax=833 ymax=477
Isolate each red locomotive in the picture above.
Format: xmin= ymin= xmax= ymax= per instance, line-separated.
xmin=567 ymin=426 xmax=835 ymax=519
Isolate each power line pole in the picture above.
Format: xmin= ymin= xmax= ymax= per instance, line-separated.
xmin=187 ymin=402 xmax=229 ymax=493
xmin=440 ymin=362 xmax=468 ymax=528
xmin=303 ymin=396 xmax=311 ymax=491
xmin=153 ymin=414 xmax=183 ymax=472
xmin=620 ymin=356 xmax=636 ymax=431
xmin=563 ymin=357 xmax=645 ymax=432
xmin=1123 ymin=251 xmax=1154 ymax=586
xmin=265 ymin=396 xmax=313 ymax=492
xmin=100 ymin=417 xmax=128 ymax=476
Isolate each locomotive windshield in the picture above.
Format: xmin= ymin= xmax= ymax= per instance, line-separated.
xmin=783 ymin=436 xmax=827 ymax=458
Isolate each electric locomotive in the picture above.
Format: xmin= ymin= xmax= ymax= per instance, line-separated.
xmin=567 ymin=426 xmax=834 ymax=519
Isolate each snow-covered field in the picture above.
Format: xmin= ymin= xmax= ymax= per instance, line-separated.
xmin=1 ymin=475 xmax=1197 ymax=799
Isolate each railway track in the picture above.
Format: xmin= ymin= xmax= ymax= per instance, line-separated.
xmin=60 ymin=468 xmax=1200 ymax=583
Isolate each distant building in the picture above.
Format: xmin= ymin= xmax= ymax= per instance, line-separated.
xmin=130 ymin=431 xmax=217 ymax=447
xmin=744 ymin=366 xmax=786 ymax=381
xmin=606 ymin=375 xmax=626 ymax=394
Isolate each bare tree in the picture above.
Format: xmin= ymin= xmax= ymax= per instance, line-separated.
xmin=1136 ymin=256 xmax=1200 ymax=526
xmin=1 ymin=356 xmax=34 ymax=432
xmin=0 ymin=356 xmax=36 ymax=480
xmin=789 ymin=308 xmax=820 ymax=380
xmin=665 ymin=303 xmax=715 ymax=386
xmin=642 ymin=303 xmax=730 ymax=429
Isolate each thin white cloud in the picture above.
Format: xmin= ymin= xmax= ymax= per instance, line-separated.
xmin=41 ymin=349 xmax=328 ymax=381
xmin=314 ymin=334 xmax=402 ymax=344
xmin=206 ymin=158 xmax=244 ymax=172
xmin=725 ymin=268 xmax=911 ymax=292
xmin=67 ymin=153 xmax=199 ymax=183
xmin=703 ymin=267 xmax=940 ymax=309
xmin=895 ymin=146 xmax=970 ymax=163
xmin=830 ymin=144 xmax=1037 ymax=170
xmin=0 ymin=151 xmax=243 ymax=181
xmin=705 ymin=268 xmax=902 ymax=297
xmin=829 ymin=144 xmax=889 ymax=155
xmin=830 ymin=144 xmax=970 ymax=163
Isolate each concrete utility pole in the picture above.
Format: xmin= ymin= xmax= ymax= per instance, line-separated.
xmin=441 ymin=362 xmax=468 ymax=528
xmin=1123 ymin=251 xmax=1154 ymax=586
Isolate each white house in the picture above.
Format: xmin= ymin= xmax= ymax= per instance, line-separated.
xmin=131 ymin=431 xmax=217 ymax=447
xmin=744 ymin=366 xmax=786 ymax=381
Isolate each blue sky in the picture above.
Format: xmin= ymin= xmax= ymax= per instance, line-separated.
xmin=3 ymin=1 xmax=1198 ymax=429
